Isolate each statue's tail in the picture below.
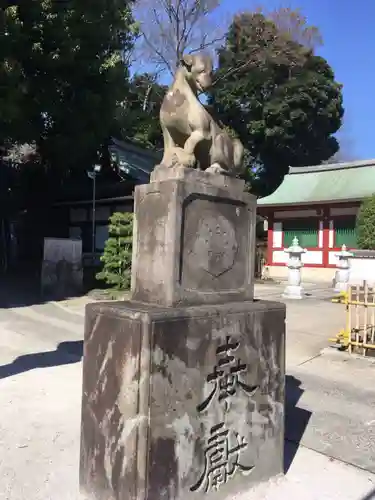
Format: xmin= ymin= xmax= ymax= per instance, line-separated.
xmin=233 ymin=138 xmax=244 ymax=172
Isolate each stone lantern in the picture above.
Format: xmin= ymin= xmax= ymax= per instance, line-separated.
xmin=334 ymin=244 xmax=353 ymax=293
xmin=282 ymin=236 xmax=307 ymax=299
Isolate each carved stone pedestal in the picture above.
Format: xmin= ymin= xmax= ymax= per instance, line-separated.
xmin=131 ymin=165 xmax=256 ymax=306
xmin=79 ymin=166 xmax=286 ymax=500
xmin=80 ymin=299 xmax=285 ymax=500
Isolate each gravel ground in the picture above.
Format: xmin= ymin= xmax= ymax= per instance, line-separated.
xmin=1 ymin=284 xmax=375 ymax=499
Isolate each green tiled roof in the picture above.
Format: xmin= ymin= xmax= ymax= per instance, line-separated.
xmin=258 ymin=160 xmax=375 ymax=206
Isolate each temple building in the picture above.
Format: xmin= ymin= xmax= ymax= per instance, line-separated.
xmin=257 ymin=159 xmax=375 ymax=281
xmin=7 ymin=138 xmax=161 ymax=274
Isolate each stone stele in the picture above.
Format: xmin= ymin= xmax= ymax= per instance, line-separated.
xmin=79 ymin=165 xmax=286 ymax=500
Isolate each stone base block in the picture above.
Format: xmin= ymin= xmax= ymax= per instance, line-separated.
xmin=334 ymin=282 xmax=349 ymax=294
xmin=282 ymin=285 xmax=304 ymax=300
xmin=334 ymin=270 xmax=349 ymax=293
xmin=80 ymin=299 xmax=285 ymax=500
xmin=131 ymin=165 xmax=256 ymax=307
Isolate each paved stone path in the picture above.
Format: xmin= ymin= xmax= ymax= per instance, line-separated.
xmin=0 ymin=284 xmax=374 ymax=499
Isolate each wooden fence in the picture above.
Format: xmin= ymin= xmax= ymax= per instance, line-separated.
xmin=332 ymin=281 xmax=375 ymax=355
xmin=347 ymin=282 xmax=375 ymax=355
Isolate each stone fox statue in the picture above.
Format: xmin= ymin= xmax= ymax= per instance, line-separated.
xmin=159 ymin=53 xmax=245 ymax=176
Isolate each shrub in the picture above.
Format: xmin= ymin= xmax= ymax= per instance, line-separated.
xmin=356 ymin=195 xmax=375 ymax=249
xmin=96 ymin=212 xmax=133 ymax=290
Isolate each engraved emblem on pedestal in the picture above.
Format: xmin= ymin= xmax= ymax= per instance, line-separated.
xmin=193 ymin=214 xmax=238 ymax=277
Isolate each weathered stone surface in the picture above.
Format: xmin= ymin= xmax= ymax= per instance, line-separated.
xmin=131 ymin=166 xmax=256 ymax=307
xmin=80 ymin=299 xmax=285 ymax=500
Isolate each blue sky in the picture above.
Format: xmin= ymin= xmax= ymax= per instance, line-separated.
xmin=219 ymin=0 xmax=375 ymax=161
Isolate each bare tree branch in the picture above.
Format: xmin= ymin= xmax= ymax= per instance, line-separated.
xmin=133 ymin=0 xmax=225 ymax=77
xmin=133 ymin=2 xmax=323 ymax=92
xmin=267 ymin=6 xmax=323 ymax=50
xmin=209 ymin=8 xmax=323 ymax=90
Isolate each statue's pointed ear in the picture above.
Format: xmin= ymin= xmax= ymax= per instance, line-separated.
xmin=180 ymin=54 xmax=193 ymax=68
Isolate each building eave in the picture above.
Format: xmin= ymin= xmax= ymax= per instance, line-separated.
xmin=258 ymin=159 xmax=375 ymax=207
xmin=258 ymin=198 xmax=363 ymax=209
xmin=289 ymin=159 xmax=375 ymax=175
xmin=53 ymin=195 xmax=134 ymax=207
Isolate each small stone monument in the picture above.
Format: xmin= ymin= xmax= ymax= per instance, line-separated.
xmin=334 ymin=244 xmax=353 ymax=293
xmin=41 ymin=237 xmax=83 ymax=299
xmin=282 ymin=236 xmax=306 ymax=300
xmin=80 ymin=54 xmax=285 ymax=500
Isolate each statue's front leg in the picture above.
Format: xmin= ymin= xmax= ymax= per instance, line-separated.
xmin=164 ymin=130 xmax=207 ymax=169
xmin=184 ymin=130 xmax=205 ymax=155
xmin=181 ymin=130 xmax=205 ymax=170
xmin=170 ymin=147 xmax=196 ymax=168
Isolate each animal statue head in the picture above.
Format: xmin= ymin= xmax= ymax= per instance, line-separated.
xmin=179 ymin=54 xmax=213 ymax=94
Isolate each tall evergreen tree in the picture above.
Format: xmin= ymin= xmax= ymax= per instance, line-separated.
xmin=209 ymin=11 xmax=344 ymax=197
xmin=1 ymin=1 xmax=136 ymax=171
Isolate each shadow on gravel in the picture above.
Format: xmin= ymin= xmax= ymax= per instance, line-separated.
xmin=0 ymin=269 xmax=95 ymax=309
xmin=284 ymin=375 xmax=312 ymax=473
xmin=1 ymin=345 xmax=313 ymax=477
xmin=0 ymin=341 xmax=83 ymax=380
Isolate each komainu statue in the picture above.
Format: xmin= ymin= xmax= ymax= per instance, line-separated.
xmin=159 ymin=53 xmax=245 ymax=176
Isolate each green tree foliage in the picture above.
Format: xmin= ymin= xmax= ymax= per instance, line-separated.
xmin=96 ymin=212 xmax=133 ymax=290
xmin=209 ymin=11 xmax=344 ymax=197
xmin=1 ymin=1 xmax=136 ymax=171
xmin=356 ymin=196 xmax=375 ymax=250
xmin=116 ymin=73 xmax=165 ymax=150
